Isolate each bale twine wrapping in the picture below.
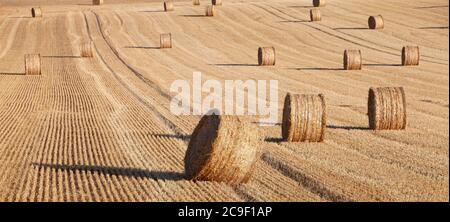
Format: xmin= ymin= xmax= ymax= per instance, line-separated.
xmin=31 ymin=7 xmax=42 ymax=17
xmin=25 ymin=54 xmax=41 ymax=75
xmin=343 ymin=49 xmax=362 ymax=70
xmin=310 ymin=9 xmax=321 ymax=22
xmin=184 ymin=115 xmax=261 ymax=185
xmin=164 ymin=1 xmax=174 ymax=11
xmin=258 ymin=47 xmax=276 ymax=66
xmin=282 ymin=93 xmax=327 ymax=142
xmin=368 ymin=87 xmax=407 ymax=130
xmin=160 ymin=33 xmax=172 ymax=48
xmin=80 ymin=41 xmax=94 ymax=58
xmin=401 ymin=46 xmax=420 ymax=66
xmin=193 ymin=0 xmax=200 ymax=5
xmin=212 ymin=0 xmax=222 ymax=6
xmin=93 ymin=0 xmax=103 ymax=5
xmin=313 ymin=0 xmax=326 ymax=7
xmin=205 ymin=5 xmax=216 ymax=16
xmin=368 ymin=15 xmax=384 ymax=29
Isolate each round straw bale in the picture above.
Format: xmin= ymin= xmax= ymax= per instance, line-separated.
xmin=368 ymin=87 xmax=407 ymax=130
xmin=343 ymin=49 xmax=362 ymax=70
xmin=310 ymin=9 xmax=321 ymax=22
xmin=184 ymin=115 xmax=261 ymax=185
xmin=31 ymin=7 xmax=42 ymax=17
xmin=160 ymin=33 xmax=172 ymax=49
xmin=313 ymin=0 xmax=326 ymax=7
xmin=212 ymin=0 xmax=222 ymax=6
xmin=282 ymin=93 xmax=327 ymax=142
xmin=258 ymin=47 xmax=276 ymax=66
xmin=164 ymin=1 xmax=174 ymax=11
xmin=205 ymin=5 xmax=216 ymax=16
xmin=193 ymin=0 xmax=200 ymax=5
xmin=401 ymin=46 xmax=420 ymax=66
xmin=368 ymin=15 xmax=384 ymax=29
xmin=25 ymin=54 xmax=41 ymax=75
xmin=80 ymin=41 xmax=94 ymax=58
xmin=93 ymin=0 xmax=103 ymax=5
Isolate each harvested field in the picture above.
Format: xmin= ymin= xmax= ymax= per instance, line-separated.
xmin=0 ymin=0 xmax=448 ymax=202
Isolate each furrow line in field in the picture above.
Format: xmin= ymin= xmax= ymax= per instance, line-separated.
xmin=270 ymin=139 xmax=447 ymax=201
xmin=261 ymin=152 xmax=352 ymax=202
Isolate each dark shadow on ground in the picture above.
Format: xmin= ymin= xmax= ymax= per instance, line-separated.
xmin=7 ymin=16 xmax=32 ymax=19
xmin=287 ymin=6 xmax=314 ymax=8
xmin=42 ymin=55 xmax=82 ymax=58
xmin=32 ymin=163 xmax=186 ymax=181
xmin=139 ymin=10 xmax=166 ymax=13
xmin=420 ymin=99 xmax=449 ymax=107
xmin=333 ymin=27 xmax=369 ymax=30
xmin=150 ymin=133 xmax=191 ymax=142
xmin=363 ymin=63 xmax=402 ymax=67
xmin=414 ymin=5 xmax=448 ymax=9
xmin=210 ymin=63 xmax=259 ymax=67
xmin=264 ymin=137 xmax=284 ymax=143
xmin=180 ymin=15 xmax=206 ymax=18
xmin=124 ymin=46 xmax=160 ymax=49
xmin=327 ymin=125 xmax=370 ymax=130
xmin=286 ymin=67 xmax=343 ymax=71
xmin=278 ymin=20 xmax=310 ymax=23
xmin=418 ymin=26 xmax=449 ymax=29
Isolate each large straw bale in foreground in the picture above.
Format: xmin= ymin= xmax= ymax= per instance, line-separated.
xmin=185 ymin=115 xmax=261 ymax=185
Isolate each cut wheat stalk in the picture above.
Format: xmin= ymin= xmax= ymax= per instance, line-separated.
xmin=160 ymin=33 xmax=172 ymax=49
xmin=258 ymin=47 xmax=276 ymax=66
xmin=402 ymin=46 xmax=420 ymax=66
xmin=184 ymin=114 xmax=261 ymax=185
xmin=282 ymin=93 xmax=326 ymax=142
xmin=93 ymin=0 xmax=103 ymax=5
xmin=343 ymin=49 xmax=362 ymax=70
xmin=368 ymin=15 xmax=384 ymax=29
xmin=193 ymin=0 xmax=200 ymax=5
xmin=80 ymin=41 xmax=94 ymax=58
xmin=164 ymin=1 xmax=174 ymax=11
xmin=31 ymin=7 xmax=42 ymax=18
xmin=313 ymin=0 xmax=326 ymax=7
xmin=212 ymin=0 xmax=222 ymax=6
xmin=368 ymin=87 xmax=407 ymax=130
xmin=205 ymin=5 xmax=216 ymax=16
xmin=310 ymin=9 xmax=321 ymax=22
xmin=24 ymin=54 xmax=41 ymax=75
